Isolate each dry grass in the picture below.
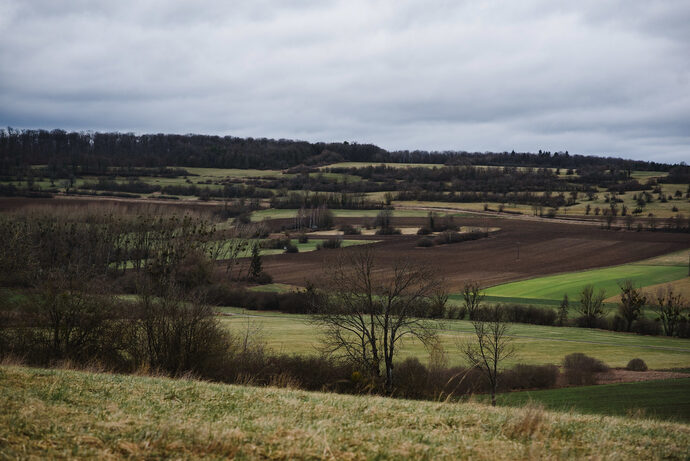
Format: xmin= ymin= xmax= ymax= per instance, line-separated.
xmin=1 ymin=365 xmax=689 ymax=460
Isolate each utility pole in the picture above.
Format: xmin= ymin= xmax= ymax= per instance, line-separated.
xmin=516 ymin=242 xmax=520 ymax=261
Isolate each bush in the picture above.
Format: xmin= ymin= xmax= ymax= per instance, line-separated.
xmin=317 ymin=237 xmax=342 ymax=249
xmin=338 ymin=224 xmax=361 ymax=235
xmin=434 ymin=230 xmax=487 ymax=245
xmin=375 ymin=226 xmax=401 ymax=235
xmin=416 ymin=237 xmax=434 ymax=247
xmin=262 ymin=236 xmax=291 ymax=249
xmin=284 ymin=243 xmax=298 ymax=253
xmin=500 ymin=364 xmax=559 ymax=391
xmin=417 ymin=227 xmax=432 ymax=235
xmin=499 ymin=304 xmax=557 ymax=326
xmin=253 ymin=271 xmax=273 ymax=285
xmin=297 ymin=233 xmax=309 ymax=244
xmin=562 ymin=353 xmax=609 ymax=385
xmin=631 ymin=317 xmax=661 ymax=336
xmin=626 ymin=358 xmax=648 ymax=372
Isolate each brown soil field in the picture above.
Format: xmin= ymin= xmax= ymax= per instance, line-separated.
xmin=261 ymin=216 xmax=690 ymax=291
xmin=3 ymin=197 xmax=688 ymax=292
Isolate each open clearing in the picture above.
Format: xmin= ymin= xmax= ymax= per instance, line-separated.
xmin=220 ymin=308 xmax=690 ymax=369
xmin=2 ymin=366 xmax=689 ymax=460
xmin=495 ymin=379 xmax=690 ymax=423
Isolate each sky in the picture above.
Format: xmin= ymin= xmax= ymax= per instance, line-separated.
xmin=0 ymin=1 xmax=689 ymax=163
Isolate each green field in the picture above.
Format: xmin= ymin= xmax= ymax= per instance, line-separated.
xmin=495 ymin=379 xmax=690 ymax=423
xmin=219 ymin=238 xmax=374 ymax=258
xmin=250 ymin=208 xmax=434 ymax=221
xmin=220 ymin=309 xmax=690 ymax=369
xmin=484 ymin=263 xmax=689 ymax=304
xmin=1 ymin=366 xmax=688 ymax=460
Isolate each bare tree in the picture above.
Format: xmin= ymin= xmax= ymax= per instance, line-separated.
xmin=311 ymin=246 xmax=445 ymax=392
xmin=462 ymin=281 xmax=484 ymax=320
xmin=462 ymin=305 xmax=515 ymax=406
xmin=577 ymin=285 xmax=607 ymax=328
xmin=652 ymin=287 xmax=686 ymax=337
xmin=617 ymin=280 xmax=646 ymax=331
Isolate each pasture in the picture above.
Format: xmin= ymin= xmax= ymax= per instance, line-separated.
xmin=2 ymin=366 xmax=688 ymax=460
xmin=495 ymin=379 xmax=690 ymax=423
xmin=483 ymin=264 xmax=688 ymax=304
xmin=220 ymin=309 xmax=690 ymax=369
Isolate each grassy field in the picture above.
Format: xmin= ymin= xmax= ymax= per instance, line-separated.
xmin=250 ymin=208 xmax=435 ymax=221
xmin=239 ymin=238 xmax=373 ymax=257
xmin=483 ymin=263 xmax=689 ymax=304
xmin=1 ymin=366 xmax=689 ymax=460
xmin=495 ymin=379 xmax=690 ymax=423
xmin=220 ymin=309 xmax=690 ymax=369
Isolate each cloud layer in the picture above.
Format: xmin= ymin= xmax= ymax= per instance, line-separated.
xmin=1 ymin=0 xmax=688 ymax=162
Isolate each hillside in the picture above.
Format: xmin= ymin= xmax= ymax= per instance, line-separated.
xmin=1 ymin=366 xmax=689 ymax=459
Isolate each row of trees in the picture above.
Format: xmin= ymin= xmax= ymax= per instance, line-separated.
xmin=2 ymin=128 xmax=674 ymax=176
xmin=557 ymin=283 xmax=689 ymax=337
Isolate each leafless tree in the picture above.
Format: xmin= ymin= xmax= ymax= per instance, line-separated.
xmin=462 ymin=281 xmax=484 ymax=320
xmin=311 ymin=246 xmax=445 ymax=392
xmin=617 ymin=280 xmax=646 ymax=331
xmin=462 ymin=305 xmax=515 ymax=406
xmin=577 ymin=284 xmax=607 ymax=328
xmin=652 ymin=286 xmax=686 ymax=337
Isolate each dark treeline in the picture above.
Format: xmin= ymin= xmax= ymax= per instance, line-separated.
xmin=1 ymin=128 xmax=681 ymax=177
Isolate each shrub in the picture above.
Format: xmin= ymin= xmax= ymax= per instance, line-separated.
xmin=338 ymin=224 xmax=361 ymax=235
xmin=434 ymin=230 xmax=487 ymax=245
xmin=499 ymin=304 xmax=557 ymax=326
xmin=500 ymin=364 xmax=559 ymax=391
xmin=297 ymin=233 xmax=309 ymax=244
xmin=284 ymin=243 xmax=298 ymax=253
xmin=562 ymin=353 xmax=609 ymax=385
xmin=631 ymin=317 xmax=661 ymax=336
xmin=375 ymin=226 xmax=401 ymax=235
xmin=253 ymin=271 xmax=273 ymax=285
xmin=317 ymin=237 xmax=342 ymax=249
xmin=417 ymin=227 xmax=432 ymax=235
xmin=262 ymin=236 xmax=291 ymax=249
xmin=626 ymin=358 xmax=648 ymax=372
xmin=416 ymin=237 xmax=434 ymax=247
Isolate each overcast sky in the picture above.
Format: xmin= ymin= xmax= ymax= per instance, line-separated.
xmin=1 ymin=1 xmax=689 ymax=162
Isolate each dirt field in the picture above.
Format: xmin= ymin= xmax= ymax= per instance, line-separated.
xmin=261 ymin=216 xmax=690 ymax=291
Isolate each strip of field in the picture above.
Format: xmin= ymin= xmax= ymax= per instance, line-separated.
xmin=250 ymin=208 xmax=435 ymax=221
xmin=1 ymin=366 xmax=688 ymax=460
xmin=220 ymin=309 xmax=690 ymax=369
xmin=483 ymin=263 xmax=689 ymax=304
xmin=234 ymin=238 xmax=373 ymax=257
xmin=494 ymin=379 xmax=690 ymax=423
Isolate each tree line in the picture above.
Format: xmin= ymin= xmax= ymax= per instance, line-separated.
xmin=1 ymin=128 xmax=680 ymax=178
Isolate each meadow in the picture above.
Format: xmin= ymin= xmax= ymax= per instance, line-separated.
xmin=483 ymin=260 xmax=689 ymax=305
xmin=1 ymin=365 xmax=688 ymax=460
xmin=220 ymin=308 xmax=690 ymax=369
xmin=495 ymin=379 xmax=690 ymax=423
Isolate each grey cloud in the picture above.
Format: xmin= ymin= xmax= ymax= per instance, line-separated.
xmin=0 ymin=0 xmax=688 ymax=162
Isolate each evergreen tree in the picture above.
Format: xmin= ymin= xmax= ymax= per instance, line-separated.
xmin=558 ymin=294 xmax=569 ymax=326
xmin=249 ymin=243 xmax=262 ymax=279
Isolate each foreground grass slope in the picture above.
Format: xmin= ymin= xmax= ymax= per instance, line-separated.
xmin=1 ymin=366 xmax=689 ymax=460
xmin=496 ymin=379 xmax=690 ymax=423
